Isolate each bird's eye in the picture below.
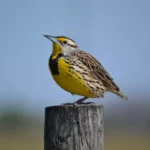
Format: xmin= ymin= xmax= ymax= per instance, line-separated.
xmin=63 ymin=40 xmax=67 ymax=44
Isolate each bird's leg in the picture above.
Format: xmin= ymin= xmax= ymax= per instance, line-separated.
xmin=60 ymin=97 xmax=87 ymax=106
xmin=60 ymin=97 xmax=95 ymax=106
xmin=74 ymin=97 xmax=88 ymax=104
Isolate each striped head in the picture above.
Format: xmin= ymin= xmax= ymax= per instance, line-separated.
xmin=44 ymin=35 xmax=78 ymax=57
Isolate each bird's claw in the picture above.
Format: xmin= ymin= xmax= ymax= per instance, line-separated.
xmin=60 ymin=102 xmax=95 ymax=107
xmin=60 ymin=103 xmax=74 ymax=106
xmin=75 ymin=102 xmax=95 ymax=105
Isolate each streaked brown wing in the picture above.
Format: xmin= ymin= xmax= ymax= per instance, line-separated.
xmin=76 ymin=51 xmax=120 ymax=91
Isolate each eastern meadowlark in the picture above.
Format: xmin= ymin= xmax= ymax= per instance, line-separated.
xmin=44 ymin=35 xmax=128 ymax=104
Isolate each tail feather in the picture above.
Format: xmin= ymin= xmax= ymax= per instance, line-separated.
xmin=111 ymin=90 xmax=128 ymax=100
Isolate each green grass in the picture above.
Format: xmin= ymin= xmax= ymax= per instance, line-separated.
xmin=105 ymin=133 xmax=150 ymax=150
xmin=1 ymin=131 xmax=43 ymax=150
xmin=1 ymin=131 xmax=150 ymax=150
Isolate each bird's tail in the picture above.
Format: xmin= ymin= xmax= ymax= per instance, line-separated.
xmin=112 ymin=90 xmax=128 ymax=100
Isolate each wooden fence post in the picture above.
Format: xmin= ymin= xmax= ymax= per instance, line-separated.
xmin=44 ymin=105 xmax=104 ymax=150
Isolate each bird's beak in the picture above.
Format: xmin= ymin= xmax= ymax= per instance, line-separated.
xmin=43 ymin=35 xmax=60 ymax=45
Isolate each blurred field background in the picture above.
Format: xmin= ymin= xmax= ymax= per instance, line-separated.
xmin=0 ymin=0 xmax=150 ymax=150
xmin=1 ymin=94 xmax=150 ymax=150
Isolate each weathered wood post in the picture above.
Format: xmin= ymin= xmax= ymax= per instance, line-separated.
xmin=44 ymin=105 xmax=104 ymax=150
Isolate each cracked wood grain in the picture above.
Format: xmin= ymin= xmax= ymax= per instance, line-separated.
xmin=44 ymin=105 xmax=104 ymax=150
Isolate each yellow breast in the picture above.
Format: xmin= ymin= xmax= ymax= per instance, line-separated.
xmin=49 ymin=57 xmax=95 ymax=97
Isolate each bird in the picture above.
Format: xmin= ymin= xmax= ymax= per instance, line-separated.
xmin=44 ymin=35 xmax=128 ymax=104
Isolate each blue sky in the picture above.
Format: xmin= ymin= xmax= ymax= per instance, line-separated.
xmin=0 ymin=0 xmax=150 ymax=112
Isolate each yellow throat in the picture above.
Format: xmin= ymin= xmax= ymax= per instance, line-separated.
xmin=51 ymin=42 xmax=63 ymax=59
